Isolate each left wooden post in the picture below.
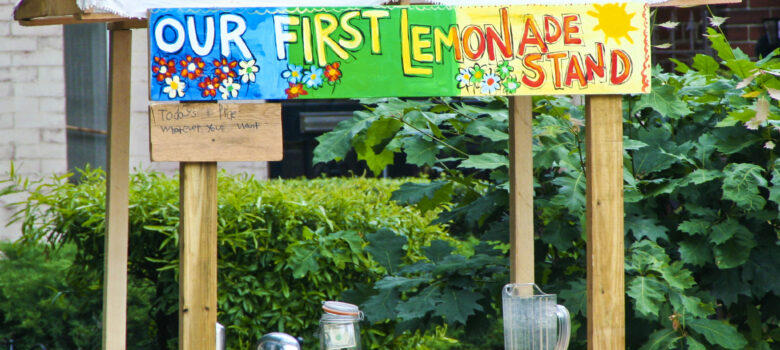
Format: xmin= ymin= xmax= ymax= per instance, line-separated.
xmin=102 ymin=28 xmax=132 ymax=350
xmin=179 ymin=161 xmax=218 ymax=350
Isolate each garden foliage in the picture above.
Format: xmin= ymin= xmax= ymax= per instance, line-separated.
xmin=312 ymin=28 xmax=780 ymax=349
xmin=3 ymin=171 xmax=454 ymax=349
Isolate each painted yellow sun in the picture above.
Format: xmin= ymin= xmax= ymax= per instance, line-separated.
xmin=587 ymin=3 xmax=638 ymax=45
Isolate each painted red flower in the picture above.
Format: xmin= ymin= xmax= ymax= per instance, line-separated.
xmin=213 ymin=58 xmax=238 ymax=82
xmin=180 ymin=55 xmax=205 ymax=80
xmin=152 ymin=56 xmax=177 ymax=82
xmin=198 ymin=76 xmax=221 ymax=98
xmin=324 ymin=62 xmax=342 ymax=83
xmin=285 ymin=83 xmax=307 ymax=99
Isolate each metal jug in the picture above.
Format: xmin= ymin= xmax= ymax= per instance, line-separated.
xmin=502 ymin=283 xmax=571 ymax=350
xmin=256 ymin=332 xmax=301 ymax=350
xmin=216 ymin=323 xmax=225 ymax=350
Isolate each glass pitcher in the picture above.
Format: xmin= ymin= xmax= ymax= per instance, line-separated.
xmin=502 ymin=283 xmax=571 ymax=350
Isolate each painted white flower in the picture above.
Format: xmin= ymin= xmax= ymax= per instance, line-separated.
xmin=238 ymin=59 xmax=259 ymax=83
xmin=456 ymin=67 xmax=474 ymax=88
xmin=163 ymin=75 xmax=185 ymax=99
xmin=219 ymin=77 xmax=241 ymax=99
xmin=480 ymin=73 xmax=501 ymax=94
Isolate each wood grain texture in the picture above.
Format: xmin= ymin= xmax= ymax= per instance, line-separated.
xmin=149 ymin=102 xmax=283 ymax=162
xmin=509 ymin=96 xmax=535 ymax=285
xmin=585 ymin=95 xmax=625 ymax=350
xmin=102 ymin=29 xmax=132 ymax=350
xmin=179 ymin=162 xmax=218 ymax=350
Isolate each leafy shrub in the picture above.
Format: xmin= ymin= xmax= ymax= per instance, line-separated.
xmin=312 ymin=28 xmax=780 ymax=349
xmin=0 ymin=241 xmax=155 ymax=350
xmin=5 ymin=169 xmax=454 ymax=349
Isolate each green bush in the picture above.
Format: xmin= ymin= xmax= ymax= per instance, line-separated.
xmin=312 ymin=28 xmax=780 ymax=350
xmin=5 ymin=169 xmax=454 ymax=349
xmin=0 ymin=241 xmax=155 ymax=350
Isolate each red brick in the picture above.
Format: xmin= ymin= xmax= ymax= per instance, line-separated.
xmin=750 ymin=26 xmax=765 ymax=40
xmin=724 ymin=9 xmax=766 ymax=25
xmin=750 ymin=0 xmax=779 ymax=8
xmin=726 ymin=25 xmax=750 ymax=41
xmin=736 ymin=42 xmax=757 ymax=57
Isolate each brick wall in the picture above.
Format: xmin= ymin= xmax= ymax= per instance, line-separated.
xmin=0 ymin=1 xmax=67 ymax=240
xmin=653 ymin=1 xmax=779 ymax=67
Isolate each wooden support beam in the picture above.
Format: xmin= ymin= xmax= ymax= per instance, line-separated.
xmin=509 ymin=96 xmax=535 ymax=285
xmin=179 ymin=162 xmax=218 ymax=350
xmin=102 ymin=28 xmax=132 ymax=350
xmin=585 ymin=96 xmax=625 ymax=350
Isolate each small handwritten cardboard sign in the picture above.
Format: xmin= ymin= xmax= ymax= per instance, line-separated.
xmin=149 ymin=102 xmax=283 ymax=162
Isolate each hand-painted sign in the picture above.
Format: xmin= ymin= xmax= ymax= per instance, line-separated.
xmin=148 ymin=4 xmax=649 ymax=100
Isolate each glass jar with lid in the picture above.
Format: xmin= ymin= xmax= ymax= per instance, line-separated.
xmin=319 ymin=301 xmax=363 ymax=350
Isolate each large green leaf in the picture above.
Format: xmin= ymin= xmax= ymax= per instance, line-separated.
xmin=687 ymin=318 xmax=748 ymax=349
xmin=633 ymin=146 xmax=678 ymax=176
xmin=742 ymin=248 xmax=780 ymax=297
xmin=686 ymin=336 xmax=706 ymax=350
xmin=558 ymin=279 xmax=587 ymax=317
xmin=459 ymin=153 xmax=508 ymax=170
xmin=396 ymin=287 xmax=441 ymax=321
xmin=678 ymin=240 xmax=712 ymax=267
xmin=634 ymin=84 xmax=692 ymax=119
xmin=659 ymin=261 xmax=696 ymax=291
xmin=709 ymin=219 xmax=748 ymax=245
xmin=390 ymin=181 xmax=453 ymax=213
xmin=401 ymin=137 xmax=439 ymax=167
xmin=713 ymin=229 xmax=756 ymax=269
xmin=353 ymin=133 xmax=396 ymax=176
xmin=712 ymin=127 xmax=763 ymax=155
xmin=686 ymin=169 xmax=723 ymax=185
xmin=670 ymin=292 xmax=714 ymax=318
xmin=638 ymin=328 xmax=681 ymax=350
xmin=423 ymin=240 xmax=454 ymax=263
xmin=627 ymin=276 xmax=666 ymax=317
xmin=677 ymin=219 xmax=710 ymax=236
xmin=722 ymin=163 xmax=767 ymax=211
xmin=375 ymin=276 xmax=428 ymax=292
xmin=313 ymin=111 xmax=374 ymax=164
xmin=362 ymin=287 xmax=400 ymax=322
xmin=365 ymin=228 xmax=407 ymax=274
xmin=464 ymin=119 xmax=509 ymax=141
xmin=286 ymin=243 xmax=320 ymax=278
xmin=627 ymin=215 xmax=669 ymax=242
xmin=433 ymin=288 xmax=484 ymax=325
xmin=550 ymin=171 xmax=586 ymax=214
xmin=692 ymin=54 xmax=720 ymax=76
xmin=365 ymin=117 xmax=403 ymax=154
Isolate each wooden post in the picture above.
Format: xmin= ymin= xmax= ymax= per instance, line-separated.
xmin=585 ymin=95 xmax=625 ymax=350
xmin=509 ymin=96 xmax=535 ymax=285
xmin=179 ymin=162 xmax=218 ymax=350
xmin=102 ymin=28 xmax=131 ymax=350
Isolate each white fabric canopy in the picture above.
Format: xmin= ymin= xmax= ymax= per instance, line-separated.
xmin=78 ymin=0 xmax=667 ymax=19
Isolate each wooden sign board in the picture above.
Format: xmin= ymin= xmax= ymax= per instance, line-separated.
xmin=148 ymin=102 xmax=283 ymax=162
xmin=148 ymin=3 xmax=650 ymax=101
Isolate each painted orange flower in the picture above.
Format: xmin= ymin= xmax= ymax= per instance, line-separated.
xmin=152 ymin=56 xmax=177 ymax=82
xmin=324 ymin=62 xmax=342 ymax=83
xmin=198 ymin=76 xmax=221 ymax=98
xmin=285 ymin=83 xmax=307 ymax=99
xmin=180 ymin=55 xmax=205 ymax=80
xmin=213 ymin=58 xmax=238 ymax=82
